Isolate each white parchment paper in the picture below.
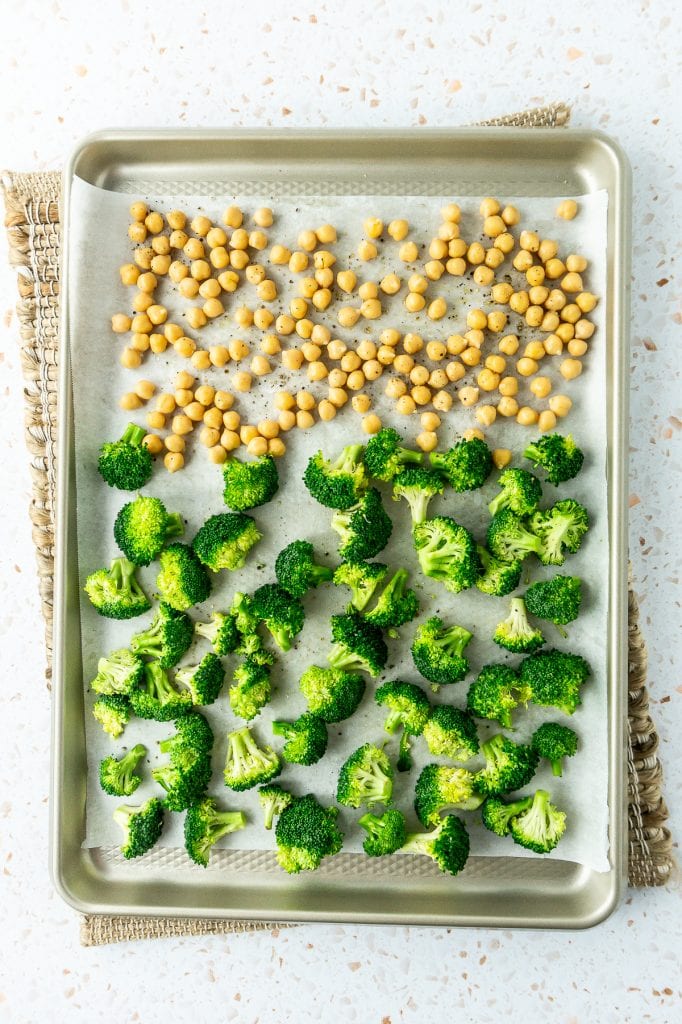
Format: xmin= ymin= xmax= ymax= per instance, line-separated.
xmin=68 ymin=177 xmax=609 ymax=870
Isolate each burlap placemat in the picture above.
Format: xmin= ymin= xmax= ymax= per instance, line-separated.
xmin=3 ymin=103 xmax=673 ymax=946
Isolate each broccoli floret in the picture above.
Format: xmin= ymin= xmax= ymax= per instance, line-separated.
xmin=92 ymin=694 xmax=131 ymax=737
xmin=333 ymin=560 xmax=388 ymax=611
xmin=99 ymin=744 xmax=147 ymax=796
xmin=364 ymin=427 xmax=423 ymax=482
xmin=364 ymin=569 xmax=419 ymax=630
xmin=410 ymin=618 xmax=472 ymax=688
xmin=89 ymin=648 xmax=144 ymax=695
xmin=258 ymin=784 xmax=294 ymax=830
xmin=230 ymin=591 xmax=260 ymax=637
xmin=275 ymin=539 xmax=334 ymax=598
xmin=475 ymin=734 xmax=540 ymax=796
xmin=422 ymin=706 xmax=479 ymax=761
xmin=488 ymin=468 xmax=543 ymax=518
xmin=509 ymin=789 xmax=567 ymax=853
xmin=184 ymin=798 xmax=247 ymax=867
xmin=528 ymin=501 xmax=590 ymax=566
xmin=113 ymin=495 xmax=184 ymax=566
xmin=327 ymin=612 xmax=388 ymax=678
xmin=303 ymin=445 xmax=369 ymax=509
xmin=229 ymin=659 xmax=272 ymax=721
xmin=413 ymin=516 xmax=480 ymax=593
xmin=129 ymin=660 xmax=192 ymax=721
xmin=84 ymin=556 xmax=151 ymax=619
xmin=235 ymin=634 xmax=275 ymax=667
xmin=192 ymin=512 xmax=262 ymax=572
xmin=392 ymin=466 xmax=444 ymax=525
xmin=358 ymin=809 xmax=407 ymax=857
xmin=520 ymin=649 xmax=591 ymax=715
xmin=113 ymin=797 xmax=164 ymax=859
xmin=223 ymin=726 xmax=281 ymax=791
xmin=222 ymin=454 xmax=279 ymax=511
xmin=272 ymin=713 xmax=328 ymax=766
xmin=466 ymin=664 xmax=531 ymax=729
xmin=175 ymin=652 xmax=225 ymax=706
xmin=429 ymin=437 xmax=492 ymax=492
xmin=399 ymin=815 xmax=470 ymax=876
xmin=275 ymin=794 xmax=343 ymax=874
xmin=375 ymin=679 xmax=430 ymax=772
xmin=98 ymin=422 xmax=152 ymax=491
xmin=487 ymin=509 xmax=543 ymax=563
xmin=475 ymin=546 xmax=522 ymax=597
xmin=251 ymin=583 xmax=305 ymax=651
xmin=336 ymin=743 xmax=393 ymax=809
xmin=130 ymin=602 xmax=194 ymax=668
xmin=156 ymin=543 xmax=212 ymax=611
xmin=481 ymin=794 xmax=534 ymax=837
xmin=152 ymin=712 xmax=214 ymax=811
xmin=299 ymin=665 xmax=366 ymax=723
xmin=531 ymin=722 xmax=579 ymax=776
xmin=524 ymin=575 xmax=582 ymax=631
xmin=194 ymin=611 xmax=241 ymax=656
xmin=330 ymin=488 xmax=393 ymax=562
xmin=523 ymin=433 xmax=584 ymax=485
xmin=493 ymin=597 xmax=545 ymax=654
xmin=414 ymin=764 xmax=482 ymax=827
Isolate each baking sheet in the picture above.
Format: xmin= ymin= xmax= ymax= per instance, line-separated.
xmin=68 ymin=176 xmax=609 ymax=871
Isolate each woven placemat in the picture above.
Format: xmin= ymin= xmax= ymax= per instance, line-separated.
xmin=2 ymin=103 xmax=673 ymax=946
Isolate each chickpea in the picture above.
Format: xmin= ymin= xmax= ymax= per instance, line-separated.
xmin=528 ymin=377 xmax=551 ymax=399
xmin=433 ymin=390 xmax=453 ymax=412
xmin=516 ymin=357 xmax=538 ymax=377
xmin=186 ymin=307 xmax=208 ymax=330
xmin=202 ymin=297 xmax=224 ymax=320
xmin=528 ymin=285 xmax=550 ymax=306
xmin=544 ymin=334 xmax=564 ymax=356
xmin=261 ymin=334 xmax=281 ymax=356
xmin=247 ymin=230 xmax=267 ymax=252
xmin=313 ymin=399 xmax=335 ymax=422
xmin=278 ymin=409 xmax=297 ymax=431
xmin=445 ymin=256 xmax=466 ymax=275
xmin=179 ymin=278 xmax=200 ymax=301
xmin=120 ymin=347 xmax=142 ymax=370
xmin=576 ymin=292 xmax=598 ymax=314
xmin=385 ymin=377 xmax=407 ymax=400
xmin=497 ymin=396 xmax=519 ymax=417
xmin=282 ymin=348 xmax=304 ymax=371
xmin=500 ymin=204 xmax=520 ymax=226
xmin=561 ymin=272 xmax=583 ymax=293
xmin=356 ymin=239 xmax=377 ymax=261
xmin=203 ymin=407 xmax=224 ymax=431
xmin=230 ymin=371 xmax=251 ymax=392
xmin=478 ymin=197 xmax=499 ymax=218
xmin=458 ymin=386 xmax=479 ymax=407
xmin=513 ymin=250 xmax=533 ymax=273
xmin=172 ymin=414 xmax=193 ymax=436
xmin=361 ymin=298 xmax=382 ymax=320
xmin=410 ymin=364 xmax=430 ymax=386
xmin=425 ymin=260 xmax=445 ymax=281
xmin=492 ymin=448 xmax=512 ymax=469
xmin=498 ymin=376 xmax=518 ymax=397
xmin=525 ymin=305 xmax=544 ymax=328
xmin=251 ymin=307 xmax=272 ymax=330
xmin=338 ymin=306 xmax=361 ymax=327
xmin=461 ymin=347 xmax=481 ymax=367
xmin=437 ymin=221 xmax=460 ymax=241
xmin=524 ymin=340 xmax=546 ymax=361
xmin=326 ymin=387 xmax=348 ymax=409
xmin=222 ymin=410 xmax=240 ymax=430
xmin=556 ymin=198 xmax=579 ymax=220
xmin=219 ymin=270 xmax=240 ymax=292
xmin=250 ymin=355 xmax=270 ymax=376
xmin=396 ymin=395 xmax=416 ymax=416
xmin=339 ymin=351 xmax=361 ymax=373
xmin=298 ymin=275 xmax=317 ymax=298
xmin=574 ymin=319 xmax=595 ymax=341
xmin=349 ymin=394 xmax=371 ymax=415
xmin=483 ymin=214 xmax=506 ymax=238
xmin=567 ymin=339 xmax=588 ymax=358
xmin=313 ymin=250 xmax=336 ymax=270
xmin=377 ymin=345 xmax=396 ymax=366
xmin=492 ymin=282 xmax=514 ymax=304
xmin=164 ymin=451 xmax=184 ymax=473
xmin=415 ymin=431 xmax=437 ymax=452
xmin=308 ymin=361 xmax=328 ymax=382
xmin=473 ymin=265 xmax=495 ymax=287
xmin=266 ymin=437 xmax=285 ymax=458
xmin=560 ymin=303 xmax=581 ymax=324
xmin=446 ymin=360 xmax=465 ymax=383
xmin=119 ymin=391 xmax=143 ymax=410
xmin=245 ymin=436 xmax=267 ymax=458
xmin=384 ymin=218 xmax=407 ymax=241
xmin=133 ymin=379 xmax=155 ymax=402
xmin=560 ymin=358 xmax=583 ymax=380
xmin=296 ymin=410 xmax=315 ymax=429
xmin=142 ymin=433 xmax=163 ymax=456
xmin=174 ymin=336 xmax=197 ymax=359
xmin=411 ymin=385 xmax=431 ymax=406
xmin=193 ymin=350 xmax=212 ymax=371
xmin=394 ymin=354 xmax=415 ymax=375
xmin=325 ymin=339 xmax=346 ymax=362
xmin=405 ymin=292 xmax=426 ymax=313
xmin=208 ymin=445 xmax=228 ymax=465
xmin=429 ymin=369 xmax=448 ymax=390
xmin=336 ymin=269 xmax=357 ymax=293
xmin=516 ymin=406 xmax=539 ymax=426
xmin=111 ymin=313 xmax=132 ymax=334
xmin=174 ymin=370 xmax=194 ymax=390
xmin=199 ymin=426 xmax=221 ymax=449
xmin=346 ymin=369 xmax=365 ymax=391
xmin=556 ymin=322 xmax=575 ymax=341
xmin=483 ymin=355 xmax=505 ymax=375
xmin=238 ymin=425 xmax=258 ymax=445
xmin=467 ymin=242 xmax=485 ymax=265
xmin=493 ymin=233 xmax=515 ymax=255
xmin=548 ymin=394 xmax=572 ymax=418
xmin=361 ymin=360 xmax=382 ymax=382
xmin=476 ymin=404 xmax=497 ymax=427
xmin=131 ymin=332 xmax=150 ymax=352
xmin=487 ymin=311 xmax=507 ymax=333
xmin=477 ymin=369 xmax=500 ymax=392
xmin=427 ymin=297 xmax=447 ymax=320
xmin=402 ymin=333 xmax=423 ymax=356
xmin=221 ymin=429 xmax=241 ymax=451
xmin=399 ymin=241 xmax=419 ymax=263
xmin=301 ymin=342 xmax=322 ymax=363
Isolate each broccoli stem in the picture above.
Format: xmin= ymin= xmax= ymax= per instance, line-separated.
xmin=121 ymin=423 xmax=146 ymax=447
xmin=165 ymin=512 xmax=185 ymax=539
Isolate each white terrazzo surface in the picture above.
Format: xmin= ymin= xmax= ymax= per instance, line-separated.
xmin=0 ymin=2 xmax=680 ymax=1021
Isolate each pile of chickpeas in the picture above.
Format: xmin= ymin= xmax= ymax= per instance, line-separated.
xmin=110 ymin=194 xmax=596 ymax=472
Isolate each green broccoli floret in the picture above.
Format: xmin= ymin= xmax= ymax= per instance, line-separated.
xmin=364 ymin=569 xmax=419 ymax=630
xmin=258 ymin=784 xmax=294 ymax=830
xmin=192 ymin=512 xmax=262 ymax=572
xmin=475 ymin=734 xmax=540 ymax=796
xmin=130 ymin=602 xmax=194 ymax=667
xmin=174 ymin=652 xmax=225 ymax=706
xmin=129 ymin=660 xmax=193 ymax=721
xmin=230 ymin=590 xmax=260 ymax=637
xmin=194 ymin=611 xmax=241 ymax=656
xmin=475 ymin=546 xmax=522 ymax=597
xmin=272 ymin=713 xmax=328 ymax=766
xmin=92 ymin=694 xmax=131 ymax=737
xmin=330 ymin=488 xmax=393 ymax=561
xmin=528 ymin=501 xmax=590 ymax=566
xmin=358 ymin=809 xmax=407 ymax=857
xmin=332 ymin=560 xmax=388 ymax=611
xmin=466 ymin=664 xmax=531 ymax=729
xmin=229 ymin=659 xmax=272 ymax=721
xmin=303 ymin=445 xmax=369 ymax=509
xmin=113 ymin=797 xmax=164 ymax=859
xmin=299 ymin=665 xmax=366 ymax=723
xmin=152 ymin=712 xmax=214 ymax=811
xmin=392 ymin=466 xmax=444 ymax=525
xmin=410 ymin=618 xmax=472 ymax=688
xmin=414 ymin=763 xmax=483 ymax=827
xmin=480 ymin=794 xmax=534 ymax=837
xmin=520 ymin=649 xmax=591 ymax=715
xmin=531 ymin=722 xmax=579 ymax=776
xmin=488 ymin=468 xmax=543 ymax=518
xmin=222 ymin=454 xmax=279 ymax=511
xmin=275 ymin=794 xmax=343 ymax=873
xmin=156 ymin=543 xmax=212 ymax=611
xmin=509 ymin=789 xmax=567 ymax=853
xmin=524 ymin=575 xmax=582 ymax=631
xmin=99 ymin=744 xmax=147 ymax=796
xmin=429 ymin=437 xmax=492 ymax=492
xmin=98 ymin=422 xmax=152 ymax=491
xmin=113 ymin=495 xmax=184 ymax=566
xmin=523 ymin=433 xmax=584 ymax=485
xmin=398 ymin=815 xmax=470 ymax=876
xmin=336 ymin=743 xmax=393 ymax=809
xmin=84 ymin=556 xmax=151 ymax=619
xmin=235 ymin=634 xmax=275 ymax=667
xmin=327 ymin=612 xmax=388 ymax=677
xmin=89 ymin=648 xmax=144 ymax=695
xmin=275 ymin=539 xmax=334 ymax=598
xmin=487 ymin=509 xmax=543 ymax=563
xmin=413 ymin=516 xmax=480 ymax=593
xmin=493 ymin=597 xmax=545 ymax=654
xmin=184 ymin=798 xmax=247 ymax=867
xmin=364 ymin=427 xmax=423 ymax=482
xmin=223 ymin=726 xmax=281 ymax=791
xmin=375 ymin=679 xmax=431 ymax=772
xmin=251 ymin=583 xmax=305 ymax=651
xmin=422 ymin=706 xmax=479 ymax=761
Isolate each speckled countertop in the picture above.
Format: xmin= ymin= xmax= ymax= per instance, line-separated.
xmin=0 ymin=2 xmax=680 ymax=1022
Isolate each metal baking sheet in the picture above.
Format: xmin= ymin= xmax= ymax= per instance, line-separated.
xmin=52 ymin=129 xmax=631 ymax=928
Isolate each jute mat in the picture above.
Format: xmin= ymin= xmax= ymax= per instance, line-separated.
xmin=2 ymin=103 xmax=673 ymax=946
